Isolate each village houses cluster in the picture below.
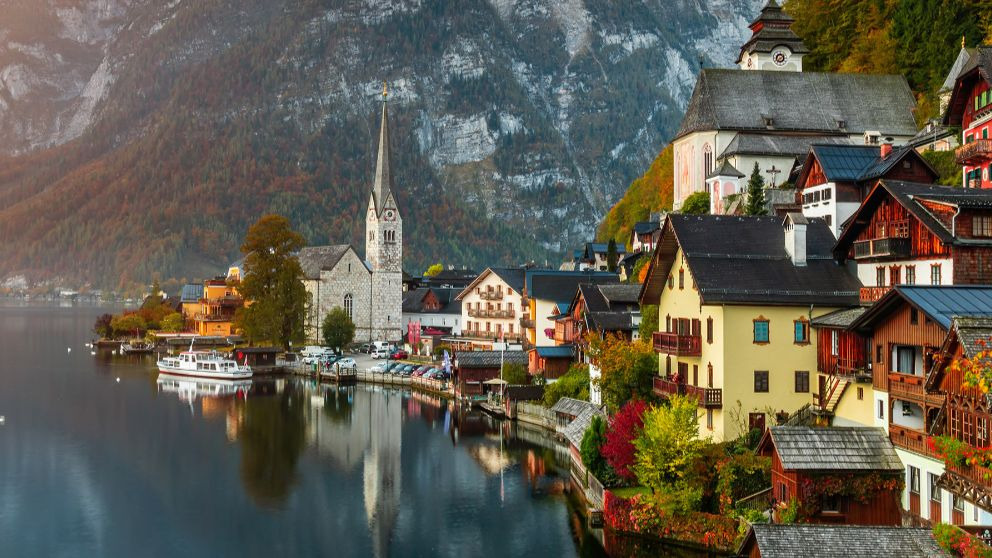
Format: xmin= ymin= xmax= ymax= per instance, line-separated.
xmin=162 ymin=2 xmax=992 ymax=551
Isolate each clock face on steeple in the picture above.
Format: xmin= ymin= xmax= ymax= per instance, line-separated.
xmin=772 ymin=48 xmax=789 ymax=67
xmin=384 ymin=209 xmax=396 ymax=221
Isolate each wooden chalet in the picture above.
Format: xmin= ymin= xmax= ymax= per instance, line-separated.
xmin=809 ymin=307 xmax=871 ymax=420
xmin=554 ymin=283 xmax=641 ymax=348
xmin=232 ymin=347 xmax=279 ymax=368
xmin=757 ymin=426 xmax=904 ymax=525
xmin=795 ymin=144 xmax=937 ymax=237
xmin=849 ymin=285 xmax=992 ymax=522
xmin=528 ymin=346 xmax=574 ymax=379
xmin=833 ymin=180 xmax=992 ymax=304
xmin=943 ymin=46 xmax=992 ymax=189
xmin=738 ymin=524 xmax=948 ymax=558
xmin=928 ymin=316 xmax=992 ymax=523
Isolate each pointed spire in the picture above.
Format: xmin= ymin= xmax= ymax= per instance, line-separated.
xmin=372 ymin=81 xmax=393 ymax=213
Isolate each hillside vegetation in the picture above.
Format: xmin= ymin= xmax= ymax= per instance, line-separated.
xmin=599 ymin=0 xmax=992 ymax=247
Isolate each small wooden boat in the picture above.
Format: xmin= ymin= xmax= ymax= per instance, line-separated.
xmin=121 ymin=341 xmax=155 ymax=355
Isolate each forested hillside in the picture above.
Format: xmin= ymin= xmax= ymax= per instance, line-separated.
xmin=598 ymin=0 xmax=992 ymax=247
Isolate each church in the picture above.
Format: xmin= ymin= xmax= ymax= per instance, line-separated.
xmin=300 ymin=85 xmax=403 ymax=344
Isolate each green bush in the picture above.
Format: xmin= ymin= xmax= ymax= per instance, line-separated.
xmin=542 ymin=363 xmax=589 ymax=406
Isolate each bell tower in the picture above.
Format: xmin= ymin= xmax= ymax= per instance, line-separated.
xmin=366 ymin=82 xmax=403 ymax=342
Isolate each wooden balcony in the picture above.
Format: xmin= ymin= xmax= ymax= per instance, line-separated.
xmin=853 ymin=237 xmax=911 ymax=260
xmin=479 ymin=291 xmax=503 ymax=301
xmin=860 ymin=286 xmax=891 ymax=304
xmin=956 ymin=139 xmax=992 ymax=165
xmin=889 ymin=423 xmax=934 ymax=456
xmin=520 ymin=317 xmax=535 ymax=329
xmin=652 ymin=331 xmax=701 ymax=356
xmin=653 ymin=377 xmax=722 ymax=408
xmin=819 ymin=355 xmax=869 ymax=377
xmin=889 ymin=372 xmax=945 ymax=406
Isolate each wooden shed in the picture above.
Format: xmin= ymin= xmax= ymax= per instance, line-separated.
xmin=738 ymin=524 xmax=948 ymax=558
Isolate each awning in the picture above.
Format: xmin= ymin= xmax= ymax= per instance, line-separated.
xmin=483 ymin=378 xmax=508 ymax=385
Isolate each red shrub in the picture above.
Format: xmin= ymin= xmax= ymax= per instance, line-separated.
xmin=600 ymin=399 xmax=647 ymax=482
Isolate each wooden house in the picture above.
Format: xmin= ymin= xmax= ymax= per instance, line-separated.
xmin=528 ymin=346 xmax=574 ymax=379
xmin=833 ymin=180 xmax=992 ymax=304
xmin=849 ymin=285 xmax=992 ymax=524
xmin=808 ymin=307 xmax=872 ymax=424
xmin=794 ymin=144 xmax=937 ymax=237
xmin=757 ymin=426 xmax=904 ymax=525
xmin=232 ymin=347 xmax=279 ymax=368
xmin=738 ymin=524 xmax=948 ymax=558
xmin=453 ymin=350 xmax=527 ymax=398
xmin=943 ymin=46 xmax=992 ymax=189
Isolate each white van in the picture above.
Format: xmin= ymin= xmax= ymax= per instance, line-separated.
xmin=371 ymin=347 xmax=390 ymax=359
xmin=371 ymin=341 xmax=391 ymax=352
xmin=300 ymin=346 xmax=324 ymax=358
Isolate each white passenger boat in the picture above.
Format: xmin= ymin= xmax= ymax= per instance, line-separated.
xmin=156 ymin=350 xmax=252 ymax=380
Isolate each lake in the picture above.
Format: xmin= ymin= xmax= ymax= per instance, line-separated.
xmin=0 ymin=302 xmax=615 ymax=557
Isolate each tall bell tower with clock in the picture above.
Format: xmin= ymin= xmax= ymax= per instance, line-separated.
xmin=736 ymin=1 xmax=806 ymax=72
xmin=365 ymin=82 xmax=403 ymax=342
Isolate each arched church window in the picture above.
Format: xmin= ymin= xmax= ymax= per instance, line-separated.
xmin=344 ymin=294 xmax=353 ymax=319
xmin=703 ymin=143 xmax=713 ymax=177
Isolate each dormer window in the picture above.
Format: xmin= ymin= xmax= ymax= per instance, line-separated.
xmin=836 ymin=119 xmax=846 ymax=130
xmin=762 ymin=115 xmax=774 ymax=128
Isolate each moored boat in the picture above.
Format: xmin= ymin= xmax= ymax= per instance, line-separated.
xmin=121 ymin=341 xmax=155 ymax=355
xmin=156 ymin=350 xmax=252 ymax=380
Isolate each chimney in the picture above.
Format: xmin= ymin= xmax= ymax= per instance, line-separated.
xmin=880 ymin=142 xmax=893 ymax=159
xmin=783 ymin=213 xmax=808 ymax=267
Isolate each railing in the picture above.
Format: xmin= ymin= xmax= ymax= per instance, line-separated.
xmin=734 ymin=487 xmax=773 ymax=513
xmin=889 ymin=423 xmax=932 ymax=455
xmin=520 ymin=317 xmax=535 ymax=328
xmin=652 ymin=377 xmax=722 ymax=408
xmin=946 ymin=462 xmax=992 ymax=489
xmin=479 ymin=291 xmax=504 ymax=300
xmin=193 ymin=313 xmax=235 ymax=322
xmin=820 ymin=355 xmax=869 ymax=377
xmin=853 ymin=237 xmax=911 ymax=260
xmin=956 ymin=139 xmax=992 ymax=165
xmin=889 ymin=372 xmax=925 ymax=398
xmin=860 ymin=286 xmax=891 ymax=303
xmin=652 ymin=331 xmax=702 ymax=356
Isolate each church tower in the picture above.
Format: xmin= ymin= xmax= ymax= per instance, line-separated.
xmin=736 ymin=0 xmax=807 ymax=72
xmin=366 ymin=83 xmax=403 ymax=342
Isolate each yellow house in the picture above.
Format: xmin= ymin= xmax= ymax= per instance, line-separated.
xmin=640 ymin=214 xmax=862 ymax=441
xmin=180 ymin=277 xmax=243 ymax=337
xmin=522 ymin=270 xmax=618 ymax=347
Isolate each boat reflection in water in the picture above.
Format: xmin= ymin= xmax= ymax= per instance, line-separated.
xmin=156 ymin=373 xmax=251 ymax=441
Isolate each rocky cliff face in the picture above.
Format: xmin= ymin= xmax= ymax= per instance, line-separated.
xmin=0 ymin=0 xmax=761 ymax=288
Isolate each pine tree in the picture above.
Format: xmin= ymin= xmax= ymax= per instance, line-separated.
xmin=744 ymin=162 xmax=768 ymax=216
xmin=607 ymin=239 xmax=619 ymax=272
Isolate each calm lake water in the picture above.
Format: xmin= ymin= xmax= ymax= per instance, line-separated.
xmin=0 ymin=302 xmax=615 ymax=557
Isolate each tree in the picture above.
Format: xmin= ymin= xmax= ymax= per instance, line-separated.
xmin=160 ymin=312 xmax=185 ymax=333
xmin=581 ymin=414 xmax=617 ymax=485
xmin=236 ymin=215 xmax=308 ymax=350
xmin=601 ymin=399 xmax=648 ymax=483
xmin=321 ymin=307 xmax=356 ymax=351
xmin=93 ymin=313 xmax=114 ymax=338
xmin=922 ymin=150 xmax=961 ymax=186
xmin=588 ymin=333 xmax=656 ymax=413
xmin=543 ymin=363 xmax=589 ymax=406
xmin=607 ymin=239 xmax=619 ymax=272
xmin=633 ymin=395 xmax=707 ymax=493
xmin=424 ymin=263 xmax=443 ymax=277
xmin=638 ymin=305 xmax=658 ymax=342
xmin=680 ymin=191 xmax=710 ymax=215
xmin=141 ymin=279 xmax=163 ymax=309
xmin=501 ymin=362 xmax=529 ymax=385
xmin=629 ymin=254 xmax=651 ymax=285
xmin=111 ymin=313 xmax=147 ymax=337
xmin=744 ymin=162 xmax=767 ymax=216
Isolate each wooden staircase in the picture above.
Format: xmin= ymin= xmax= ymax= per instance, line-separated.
xmin=815 ymin=375 xmax=850 ymax=414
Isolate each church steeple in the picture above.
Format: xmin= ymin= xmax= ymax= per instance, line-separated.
xmin=371 ymin=81 xmax=393 ymax=215
xmin=736 ymin=0 xmax=807 ymax=71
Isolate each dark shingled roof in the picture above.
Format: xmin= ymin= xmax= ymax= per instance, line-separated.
xmin=706 ymin=159 xmax=745 ymax=179
xmin=945 ymin=47 xmax=992 ymax=126
xmin=562 ymin=405 xmax=606 ymax=449
xmin=180 ymin=283 xmax=204 ymax=303
xmin=675 ymin=69 xmax=917 ymax=140
xmin=490 ymin=267 xmax=526 ymax=293
xmin=526 ymin=271 xmax=618 ymax=304
xmin=743 ymin=524 xmax=948 ymax=558
xmin=456 ymin=350 xmax=527 ymax=369
xmin=811 ymin=307 xmax=866 ymax=329
xmin=633 ymin=220 xmax=661 ymax=235
xmin=401 ymin=287 xmax=462 ymax=315
xmin=953 ymin=316 xmax=992 ymax=358
xmin=551 ymin=397 xmax=595 ymax=417
xmin=719 ymin=134 xmax=851 ymax=159
xmin=736 ymin=1 xmax=807 ymax=64
xmin=643 ymin=215 xmax=861 ymax=307
xmin=942 ymin=47 xmax=976 ymax=92
xmin=298 ymin=245 xmax=353 ymax=280
xmin=598 ymin=284 xmax=641 ymax=305
xmin=533 ymin=346 xmax=574 ymax=358
xmin=835 ymin=181 xmax=992 ymax=260
xmin=765 ymin=426 xmax=902 ymax=471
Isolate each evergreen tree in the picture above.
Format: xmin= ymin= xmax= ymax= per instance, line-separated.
xmin=744 ymin=162 xmax=768 ymax=216
xmin=321 ymin=307 xmax=356 ymax=351
xmin=607 ymin=239 xmax=619 ymax=272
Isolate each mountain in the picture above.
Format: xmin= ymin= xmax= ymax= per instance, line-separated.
xmin=0 ymin=0 xmax=764 ymax=289
xmin=597 ymin=0 xmax=992 ymax=247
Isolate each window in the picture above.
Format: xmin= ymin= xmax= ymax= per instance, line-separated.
xmin=824 ymin=215 xmax=832 ymax=227
xmin=876 ymin=267 xmax=886 ymax=287
xmin=974 ymin=216 xmax=992 ymax=237
xmin=876 ymin=344 xmax=883 ymax=363
xmin=795 ymin=371 xmax=809 ymax=393
xmin=931 ymin=264 xmax=942 ymax=286
xmin=794 ymin=320 xmax=809 ymax=344
xmin=679 ymin=269 xmax=685 ymax=290
xmin=930 ymin=473 xmax=942 ymax=503
xmin=706 ymin=409 xmax=713 ymax=430
xmin=878 ymin=399 xmax=885 ymax=419
xmin=665 ymin=315 xmax=671 ymax=332
xmin=753 ymin=319 xmax=770 ymax=344
xmin=754 ymin=371 xmax=769 ymax=392
xmin=666 ymin=356 xmax=671 ymax=376
xmin=693 ymin=365 xmax=699 ymax=386
xmin=890 ymin=265 xmax=901 ymax=285
xmin=821 ymin=494 xmax=842 ymax=513
xmin=703 ymin=143 xmax=713 ymax=176
xmin=910 ymin=308 xmax=919 ymax=325
xmin=857 ymin=387 xmax=864 ymax=400
xmin=706 ymin=317 xmax=713 ymax=344
xmin=508 ymin=324 xmax=513 ymax=334
xmin=778 ymin=482 xmax=789 ymax=503
xmin=831 ymin=330 xmax=839 ymax=356
xmin=344 ymin=293 xmax=353 ymax=319
xmin=909 ymin=465 xmax=920 ymax=495
xmin=707 ymin=363 xmax=713 ymax=388
xmin=668 ymin=275 xmax=674 ymax=289
xmin=954 ymin=494 xmax=964 ymax=512
xmin=906 ymin=265 xmax=916 ymax=285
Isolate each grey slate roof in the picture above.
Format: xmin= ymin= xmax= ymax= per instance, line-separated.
xmin=706 ymin=158 xmax=745 ymax=179
xmin=942 ymin=47 xmax=976 ymax=92
xmin=953 ymin=316 xmax=992 ymax=358
xmin=767 ymin=426 xmax=903 ymax=471
xmin=559 ymin=403 xmax=606 ymax=449
xmin=180 ymin=283 xmax=204 ymax=303
xmin=737 ymin=1 xmax=807 ymax=63
xmin=598 ymin=284 xmax=641 ymax=305
xmin=551 ymin=397 xmax=597 ymax=417
xmin=456 ymin=350 xmax=527 ymax=369
xmin=632 ymin=220 xmax=661 ymax=235
xmin=810 ymin=307 xmax=866 ymax=329
xmin=745 ymin=524 xmax=948 ymax=558
xmin=401 ymin=287 xmax=462 ymax=315
xmin=675 ymin=69 xmax=917 ymax=140
xmin=298 ymin=245 xmax=353 ymax=280
xmin=489 ymin=267 xmax=526 ymax=293
xmin=719 ymin=134 xmax=851 ymax=159
xmin=660 ymin=215 xmax=862 ymax=306
xmin=526 ymin=271 xmax=618 ymax=304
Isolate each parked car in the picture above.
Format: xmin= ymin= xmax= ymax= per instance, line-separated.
xmin=398 ymin=364 xmax=414 ymax=375
xmin=371 ymin=347 xmax=389 ymax=359
xmin=369 ymin=362 xmax=388 ymax=373
xmin=334 ymin=357 xmax=357 ymax=370
xmin=386 ymin=362 xmax=404 ymax=373
xmin=319 ymin=355 xmax=340 ymax=366
xmin=390 ymin=349 xmax=408 ymax=360
xmin=412 ymin=365 xmax=431 ymax=376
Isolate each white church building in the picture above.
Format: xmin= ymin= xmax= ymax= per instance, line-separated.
xmin=301 ymin=86 xmax=403 ymax=344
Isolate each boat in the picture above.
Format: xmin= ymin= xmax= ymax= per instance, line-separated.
xmin=156 ymin=350 xmax=252 ymax=380
xmin=121 ymin=341 xmax=155 ymax=355
xmin=156 ymin=374 xmax=252 ymax=400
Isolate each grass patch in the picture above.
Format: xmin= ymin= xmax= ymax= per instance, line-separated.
xmin=611 ymin=486 xmax=651 ymax=499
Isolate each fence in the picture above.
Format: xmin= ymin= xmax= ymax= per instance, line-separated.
xmin=515 ymin=401 xmax=556 ymax=429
